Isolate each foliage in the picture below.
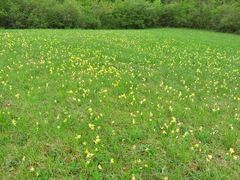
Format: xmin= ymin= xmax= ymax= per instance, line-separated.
xmin=0 ymin=0 xmax=239 ymax=32
xmin=211 ymin=3 xmax=240 ymax=33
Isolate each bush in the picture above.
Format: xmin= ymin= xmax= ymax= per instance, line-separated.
xmin=0 ymin=0 xmax=239 ymax=33
xmin=57 ymin=0 xmax=84 ymax=28
xmin=211 ymin=3 xmax=240 ymax=33
xmin=0 ymin=0 xmax=11 ymax=27
xmin=102 ymin=0 xmax=156 ymax=29
xmin=187 ymin=1 xmax=213 ymax=29
xmin=155 ymin=2 xmax=191 ymax=27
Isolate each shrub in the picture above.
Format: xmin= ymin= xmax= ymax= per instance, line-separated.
xmin=187 ymin=1 xmax=213 ymax=29
xmin=102 ymin=0 xmax=156 ymax=29
xmin=0 ymin=0 xmax=239 ymax=33
xmin=155 ymin=2 xmax=191 ymax=27
xmin=211 ymin=3 xmax=240 ymax=33
xmin=57 ymin=0 xmax=84 ymax=28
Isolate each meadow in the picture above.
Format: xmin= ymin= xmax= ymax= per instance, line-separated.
xmin=0 ymin=28 xmax=239 ymax=179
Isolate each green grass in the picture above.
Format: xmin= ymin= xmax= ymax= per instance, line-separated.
xmin=0 ymin=28 xmax=239 ymax=179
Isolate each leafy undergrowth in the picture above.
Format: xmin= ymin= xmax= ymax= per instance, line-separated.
xmin=0 ymin=28 xmax=239 ymax=179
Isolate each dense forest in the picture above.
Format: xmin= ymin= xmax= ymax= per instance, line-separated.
xmin=0 ymin=0 xmax=239 ymax=33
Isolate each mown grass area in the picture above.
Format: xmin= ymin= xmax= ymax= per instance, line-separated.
xmin=0 ymin=28 xmax=239 ymax=179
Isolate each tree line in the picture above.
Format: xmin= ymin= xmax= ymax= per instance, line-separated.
xmin=0 ymin=0 xmax=239 ymax=33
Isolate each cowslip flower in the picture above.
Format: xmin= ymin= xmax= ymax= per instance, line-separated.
xmin=229 ymin=148 xmax=234 ymax=154
xmin=15 ymin=93 xmax=20 ymax=99
xmin=98 ymin=164 xmax=102 ymax=170
xmin=88 ymin=123 xmax=95 ymax=130
xmin=94 ymin=136 xmax=101 ymax=144
xmin=110 ymin=158 xmax=114 ymax=164
xmin=75 ymin=134 xmax=81 ymax=140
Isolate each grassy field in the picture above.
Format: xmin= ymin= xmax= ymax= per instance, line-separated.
xmin=0 ymin=28 xmax=239 ymax=179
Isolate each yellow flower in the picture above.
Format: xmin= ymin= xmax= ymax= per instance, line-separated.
xmin=88 ymin=108 xmax=93 ymax=112
xmin=15 ymin=93 xmax=20 ymax=99
xmin=110 ymin=158 xmax=114 ymax=164
xmin=229 ymin=148 xmax=234 ymax=154
xmin=75 ymin=134 xmax=81 ymax=140
xmin=171 ymin=116 xmax=176 ymax=123
xmin=94 ymin=136 xmax=101 ymax=144
xmin=30 ymin=166 xmax=35 ymax=172
xmin=132 ymin=119 xmax=135 ymax=124
xmin=207 ymin=154 xmax=212 ymax=161
xmin=22 ymin=156 xmax=26 ymax=161
xmin=12 ymin=119 xmax=17 ymax=126
xmin=85 ymin=149 xmax=94 ymax=159
xmin=233 ymin=155 xmax=238 ymax=160
xmin=88 ymin=123 xmax=95 ymax=130
xmin=131 ymin=175 xmax=136 ymax=180
xmin=195 ymin=144 xmax=199 ymax=148
xmin=98 ymin=164 xmax=103 ymax=170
